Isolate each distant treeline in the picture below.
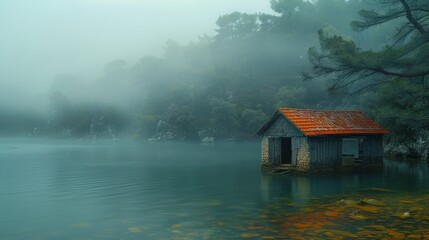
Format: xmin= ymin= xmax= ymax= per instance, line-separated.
xmin=3 ymin=0 xmax=429 ymax=160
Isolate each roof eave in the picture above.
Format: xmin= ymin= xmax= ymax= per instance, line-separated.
xmin=305 ymin=131 xmax=389 ymax=137
xmin=255 ymin=110 xmax=281 ymax=136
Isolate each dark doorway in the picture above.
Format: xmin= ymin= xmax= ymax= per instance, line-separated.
xmin=281 ymin=137 xmax=292 ymax=164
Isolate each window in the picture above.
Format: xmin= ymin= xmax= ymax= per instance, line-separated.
xmin=342 ymin=138 xmax=359 ymax=159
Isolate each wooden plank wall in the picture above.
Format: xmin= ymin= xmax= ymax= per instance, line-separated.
xmin=308 ymin=136 xmax=342 ymax=168
xmin=292 ymin=137 xmax=307 ymax=166
xmin=268 ymin=138 xmax=281 ymax=166
xmin=309 ymin=135 xmax=384 ymax=168
xmin=363 ymin=135 xmax=384 ymax=164
xmin=263 ymin=116 xmax=304 ymax=138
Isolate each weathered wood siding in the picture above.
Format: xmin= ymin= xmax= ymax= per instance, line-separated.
xmin=268 ymin=138 xmax=281 ymax=166
xmin=308 ymin=136 xmax=342 ymax=169
xmin=362 ymin=135 xmax=383 ymax=164
xmin=263 ymin=115 xmax=304 ymax=137
xmin=338 ymin=135 xmax=384 ymax=164
xmin=291 ymin=138 xmax=301 ymax=166
xmin=308 ymin=135 xmax=384 ymax=168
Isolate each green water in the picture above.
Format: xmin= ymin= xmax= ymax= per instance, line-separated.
xmin=0 ymin=138 xmax=428 ymax=239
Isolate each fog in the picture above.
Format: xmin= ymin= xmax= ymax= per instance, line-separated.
xmin=0 ymin=0 xmax=381 ymax=139
xmin=0 ymin=0 xmax=426 ymax=153
xmin=0 ymin=0 xmax=273 ymax=104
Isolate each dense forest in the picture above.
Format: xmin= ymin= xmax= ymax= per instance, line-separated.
xmin=1 ymin=0 xmax=428 ymax=160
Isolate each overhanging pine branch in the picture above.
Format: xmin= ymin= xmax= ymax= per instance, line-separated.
xmin=365 ymin=66 xmax=429 ymax=78
xmin=399 ymin=0 xmax=427 ymax=34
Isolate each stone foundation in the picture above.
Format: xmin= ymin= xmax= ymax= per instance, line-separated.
xmin=261 ymin=137 xmax=269 ymax=166
xmin=296 ymin=140 xmax=310 ymax=171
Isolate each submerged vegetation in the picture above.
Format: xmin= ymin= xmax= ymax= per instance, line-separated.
xmin=1 ymin=0 xmax=428 ymax=160
xmin=233 ymin=190 xmax=429 ymax=239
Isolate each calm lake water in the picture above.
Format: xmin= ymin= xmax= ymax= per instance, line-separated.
xmin=1 ymin=138 xmax=429 ymax=239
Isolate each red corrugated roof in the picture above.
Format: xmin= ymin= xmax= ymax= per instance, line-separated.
xmin=278 ymin=108 xmax=388 ymax=136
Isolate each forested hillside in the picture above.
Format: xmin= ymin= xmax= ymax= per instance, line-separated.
xmin=44 ymin=0 xmax=367 ymax=138
xmin=2 ymin=0 xmax=428 ymax=159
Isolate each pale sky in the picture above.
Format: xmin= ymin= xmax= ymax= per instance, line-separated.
xmin=0 ymin=0 xmax=274 ymax=106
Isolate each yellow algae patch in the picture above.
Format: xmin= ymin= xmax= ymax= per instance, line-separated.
xmin=387 ymin=230 xmax=405 ymax=238
xmin=261 ymin=236 xmax=276 ymax=239
xmin=368 ymin=225 xmax=387 ymax=230
xmin=362 ymin=198 xmax=385 ymax=206
xmin=287 ymin=236 xmax=306 ymax=240
xmin=356 ymin=229 xmax=376 ymax=238
xmin=330 ymin=230 xmax=357 ymax=238
xmin=400 ymin=199 xmax=416 ymax=203
xmin=247 ymin=226 xmax=263 ymax=230
xmin=407 ymin=234 xmax=423 ymax=239
xmin=280 ymin=214 xmax=337 ymax=236
xmin=339 ymin=199 xmax=356 ymax=205
xmin=263 ymin=227 xmax=276 ymax=232
xmin=323 ymin=211 xmax=339 ymax=217
xmin=410 ymin=206 xmax=424 ymax=211
xmin=394 ymin=211 xmax=411 ymax=219
xmin=128 ymin=227 xmax=142 ymax=233
xmin=349 ymin=214 xmax=367 ymax=220
xmin=240 ymin=233 xmax=260 ymax=238
xmin=302 ymin=207 xmax=314 ymax=212
xmin=349 ymin=212 xmax=367 ymax=220
xmin=355 ymin=205 xmax=380 ymax=213
xmin=293 ymin=222 xmax=314 ymax=229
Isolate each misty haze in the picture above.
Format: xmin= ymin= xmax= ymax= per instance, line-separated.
xmin=1 ymin=0 xmax=429 ymax=239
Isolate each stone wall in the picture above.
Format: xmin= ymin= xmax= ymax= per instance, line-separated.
xmin=296 ymin=139 xmax=310 ymax=171
xmin=261 ymin=137 xmax=269 ymax=166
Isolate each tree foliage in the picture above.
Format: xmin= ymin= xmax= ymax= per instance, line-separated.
xmin=40 ymin=0 xmax=372 ymax=140
xmin=34 ymin=0 xmax=428 ymax=151
xmin=304 ymin=0 xmax=429 ymax=159
xmin=306 ymin=0 xmax=429 ymax=92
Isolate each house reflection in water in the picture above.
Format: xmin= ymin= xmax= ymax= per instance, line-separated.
xmin=261 ymin=173 xmax=379 ymax=204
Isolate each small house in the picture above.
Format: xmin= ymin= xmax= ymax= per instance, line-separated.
xmin=256 ymin=108 xmax=388 ymax=173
